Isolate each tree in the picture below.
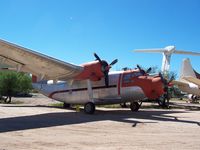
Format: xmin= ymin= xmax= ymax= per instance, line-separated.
xmin=0 ymin=71 xmax=32 ymax=103
xmin=0 ymin=71 xmax=18 ymax=97
xmin=16 ymin=72 xmax=32 ymax=94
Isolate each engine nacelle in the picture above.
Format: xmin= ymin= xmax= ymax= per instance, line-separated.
xmin=75 ymin=61 xmax=104 ymax=81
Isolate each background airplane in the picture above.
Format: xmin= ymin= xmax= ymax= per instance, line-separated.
xmin=0 ymin=39 xmax=167 ymax=114
xmin=133 ymin=46 xmax=200 ymax=105
xmin=173 ymin=58 xmax=200 ymax=102
xmin=134 ymin=46 xmax=200 ymax=74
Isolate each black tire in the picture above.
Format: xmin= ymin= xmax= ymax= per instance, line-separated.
xmin=157 ymin=95 xmax=168 ymax=108
xmin=130 ymin=102 xmax=140 ymax=112
xmin=120 ymin=102 xmax=128 ymax=108
xmin=84 ymin=102 xmax=95 ymax=114
xmin=63 ymin=103 xmax=71 ymax=108
xmin=4 ymin=96 xmax=11 ymax=104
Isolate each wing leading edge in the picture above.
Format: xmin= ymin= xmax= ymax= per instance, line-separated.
xmin=182 ymin=76 xmax=200 ymax=87
xmin=0 ymin=39 xmax=83 ymax=80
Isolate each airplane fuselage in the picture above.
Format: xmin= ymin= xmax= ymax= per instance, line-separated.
xmin=32 ymin=70 xmax=164 ymax=105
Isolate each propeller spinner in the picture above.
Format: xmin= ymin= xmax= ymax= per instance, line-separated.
xmin=94 ymin=53 xmax=118 ymax=87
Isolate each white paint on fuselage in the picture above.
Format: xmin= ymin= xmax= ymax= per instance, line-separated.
xmin=32 ymin=71 xmax=146 ymax=105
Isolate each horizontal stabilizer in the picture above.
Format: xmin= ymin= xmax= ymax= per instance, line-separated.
xmin=174 ymin=50 xmax=200 ymax=56
xmin=134 ymin=46 xmax=200 ymax=56
xmin=134 ymin=49 xmax=165 ymax=53
xmin=182 ymin=76 xmax=200 ymax=87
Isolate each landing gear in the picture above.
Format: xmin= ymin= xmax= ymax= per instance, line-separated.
xmin=130 ymin=102 xmax=140 ymax=112
xmin=63 ymin=103 xmax=71 ymax=108
xmin=120 ymin=102 xmax=128 ymax=108
xmin=1 ymin=96 xmax=12 ymax=103
xmin=157 ymin=94 xmax=169 ymax=108
xmin=84 ymin=102 xmax=95 ymax=114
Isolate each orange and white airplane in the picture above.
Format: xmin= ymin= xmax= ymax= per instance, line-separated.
xmin=0 ymin=39 xmax=166 ymax=114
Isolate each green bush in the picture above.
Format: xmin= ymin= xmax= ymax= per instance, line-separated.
xmin=0 ymin=71 xmax=32 ymax=97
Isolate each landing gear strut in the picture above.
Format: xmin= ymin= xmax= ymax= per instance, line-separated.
xmin=63 ymin=102 xmax=71 ymax=108
xmin=157 ymin=94 xmax=169 ymax=108
xmin=120 ymin=102 xmax=128 ymax=108
xmin=84 ymin=102 xmax=96 ymax=114
xmin=130 ymin=102 xmax=140 ymax=112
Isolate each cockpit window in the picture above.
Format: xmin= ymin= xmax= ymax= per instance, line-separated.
xmin=122 ymin=72 xmax=142 ymax=83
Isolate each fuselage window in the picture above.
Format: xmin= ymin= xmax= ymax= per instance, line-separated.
xmin=123 ymin=74 xmax=132 ymax=83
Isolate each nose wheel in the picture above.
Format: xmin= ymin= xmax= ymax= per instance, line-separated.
xmin=130 ymin=102 xmax=140 ymax=112
xmin=84 ymin=102 xmax=96 ymax=114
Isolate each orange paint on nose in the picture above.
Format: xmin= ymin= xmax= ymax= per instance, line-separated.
xmin=75 ymin=61 xmax=104 ymax=81
xmin=149 ymin=77 xmax=165 ymax=99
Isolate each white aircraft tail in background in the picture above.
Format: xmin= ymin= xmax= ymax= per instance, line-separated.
xmin=180 ymin=58 xmax=200 ymax=87
xmin=134 ymin=46 xmax=200 ymax=73
xmin=173 ymin=58 xmax=200 ymax=101
xmin=180 ymin=58 xmax=196 ymax=79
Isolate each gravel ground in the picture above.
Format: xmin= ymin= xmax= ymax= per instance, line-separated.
xmin=0 ymin=94 xmax=200 ymax=150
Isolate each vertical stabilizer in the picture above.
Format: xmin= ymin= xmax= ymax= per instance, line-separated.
xmin=180 ymin=58 xmax=196 ymax=79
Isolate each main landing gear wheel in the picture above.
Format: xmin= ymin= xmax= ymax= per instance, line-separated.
xmin=84 ymin=102 xmax=95 ymax=114
xmin=157 ymin=95 xmax=169 ymax=108
xmin=3 ymin=96 xmax=11 ymax=104
xmin=63 ymin=103 xmax=71 ymax=108
xmin=130 ymin=102 xmax=140 ymax=112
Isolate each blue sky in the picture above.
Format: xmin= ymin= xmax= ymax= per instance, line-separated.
xmin=0 ymin=0 xmax=200 ymax=76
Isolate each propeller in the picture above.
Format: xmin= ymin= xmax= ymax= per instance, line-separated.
xmin=94 ymin=53 xmax=118 ymax=87
xmin=136 ymin=64 xmax=152 ymax=75
xmin=158 ymin=72 xmax=175 ymax=107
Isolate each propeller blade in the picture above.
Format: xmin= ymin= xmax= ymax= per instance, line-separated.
xmin=94 ymin=53 xmax=102 ymax=63
xmin=159 ymin=72 xmax=164 ymax=82
xmin=110 ymin=59 xmax=118 ymax=66
xmin=137 ymin=64 xmax=146 ymax=75
xmin=93 ymin=53 xmax=118 ymax=87
xmin=168 ymin=75 xmax=175 ymax=84
xmin=104 ymin=72 xmax=109 ymax=87
xmin=136 ymin=64 xmax=142 ymax=71
xmin=146 ymin=67 xmax=152 ymax=73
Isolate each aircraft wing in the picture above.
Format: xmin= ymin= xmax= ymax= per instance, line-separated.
xmin=182 ymin=76 xmax=200 ymax=86
xmin=0 ymin=39 xmax=84 ymax=80
xmin=172 ymin=80 xmax=189 ymax=87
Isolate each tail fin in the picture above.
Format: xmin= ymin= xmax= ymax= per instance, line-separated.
xmin=180 ymin=58 xmax=196 ymax=79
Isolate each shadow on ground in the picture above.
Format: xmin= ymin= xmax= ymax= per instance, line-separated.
xmin=0 ymin=105 xmax=199 ymax=133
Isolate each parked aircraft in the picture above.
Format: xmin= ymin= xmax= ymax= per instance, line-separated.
xmin=134 ymin=46 xmax=200 ymax=73
xmin=0 ymin=39 xmax=167 ymax=114
xmin=134 ymin=46 xmax=200 ymax=105
xmin=173 ymin=58 xmax=200 ymax=102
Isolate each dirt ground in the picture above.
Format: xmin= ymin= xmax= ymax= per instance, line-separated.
xmin=0 ymin=94 xmax=200 ymax=150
